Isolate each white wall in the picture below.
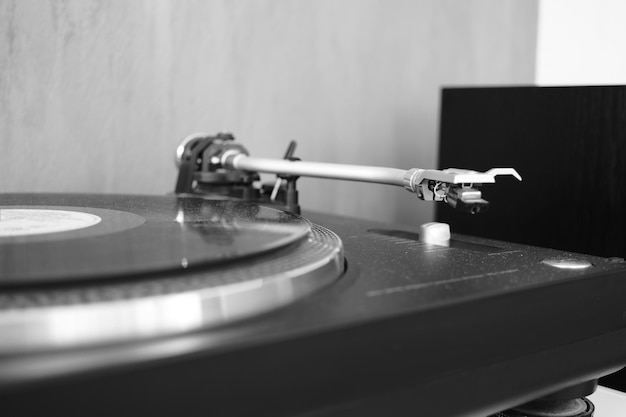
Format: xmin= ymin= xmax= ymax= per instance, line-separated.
xmin=0 ymin=1 xmax=538 ymax=226
xmin=536 ymin=0 xmax=626 ymax=85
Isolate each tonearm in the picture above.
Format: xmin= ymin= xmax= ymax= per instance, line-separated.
xmin=175 ymin=132 xmax=521 ymax=215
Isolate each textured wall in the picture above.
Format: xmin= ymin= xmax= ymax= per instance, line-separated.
xmin=0 ymin=0 xmax=537 ymax=225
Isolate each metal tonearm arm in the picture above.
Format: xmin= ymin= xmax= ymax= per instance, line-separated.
xmin=221 ymin=153 xmax=521 ymax=214
xmin=176 ymin=133 xmax=522 ymax=214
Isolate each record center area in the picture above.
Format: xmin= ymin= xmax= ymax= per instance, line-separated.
xmin=0 ymin=209 xmax=102 ymax=237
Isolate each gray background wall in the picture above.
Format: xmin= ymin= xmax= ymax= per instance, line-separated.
xmin=0 ymin=0 xmax=538 ymax=226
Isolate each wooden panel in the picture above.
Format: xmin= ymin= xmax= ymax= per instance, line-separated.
xmin=0 ymin=0 xmax=537 ymax=225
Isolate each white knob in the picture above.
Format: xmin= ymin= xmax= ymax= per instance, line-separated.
xmin=419 ymin=222 xmax=451 ymax=246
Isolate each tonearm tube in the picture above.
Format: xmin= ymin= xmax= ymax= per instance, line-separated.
xmin=175 ymin=132 xmax=521 ymax=215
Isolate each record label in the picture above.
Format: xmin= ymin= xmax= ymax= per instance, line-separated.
xmin=0 ymin=209 xmax=102 ymax=237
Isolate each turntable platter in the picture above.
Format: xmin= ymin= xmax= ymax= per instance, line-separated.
xmin=0 ymin=194 xmax=344 ymax=352
xmin=0 ymin=194 xmax=311 ymax=286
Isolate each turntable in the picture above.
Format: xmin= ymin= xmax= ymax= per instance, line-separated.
xmin=1 ymin=134 xmax=626 ymax=417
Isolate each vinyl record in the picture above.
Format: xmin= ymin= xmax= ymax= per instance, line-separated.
xmin=0 ymin=194 xmax=310 ymax=286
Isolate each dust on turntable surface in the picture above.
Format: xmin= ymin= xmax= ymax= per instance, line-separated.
xmin=0 ymin=194 xmax=344 ymax=353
